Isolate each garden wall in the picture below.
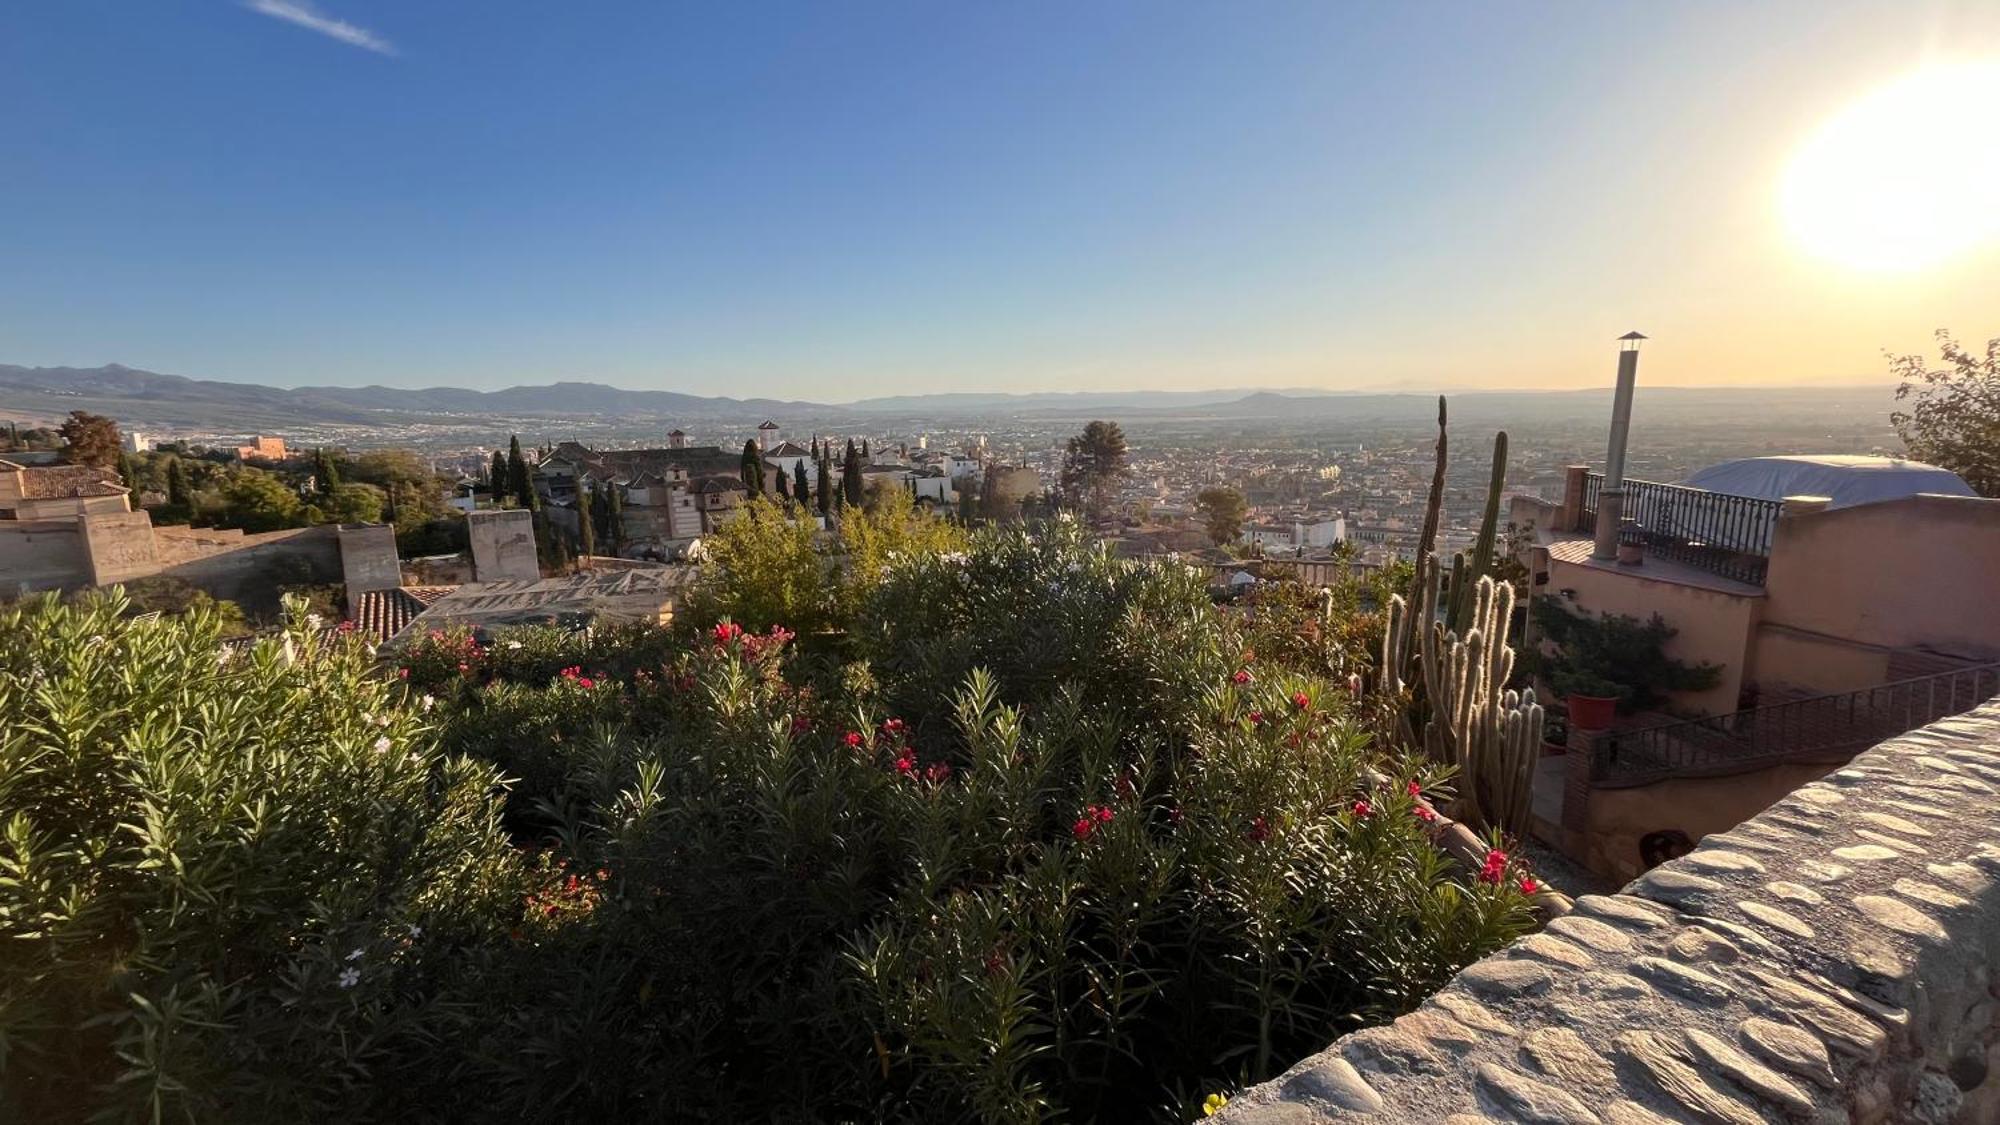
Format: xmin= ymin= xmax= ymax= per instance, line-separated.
xmin=1216 ymin=701 xmax=2000 ymax=1124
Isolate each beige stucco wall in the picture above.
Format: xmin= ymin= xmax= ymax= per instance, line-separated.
xmin=1580 ymin=757 xmax=1844 ymax=882
xmin=1755 ymin=494 xmax=2000 ymax=694
xmin=1545 ymin=559 xmax=1758 ymax=716
xmin=0 ymin=522 xmax=92 ymax=594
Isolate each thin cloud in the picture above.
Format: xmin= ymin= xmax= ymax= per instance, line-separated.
xmin=244 ymin=0 xmax=396 ymax=55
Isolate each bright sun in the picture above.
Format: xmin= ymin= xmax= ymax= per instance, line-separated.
xmin=1780 ymin=60 xmax=2000 ymax=272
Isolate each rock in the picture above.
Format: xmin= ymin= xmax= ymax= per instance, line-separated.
xmin=1763 ymin=881 xmax=1825 ymax=907
xmin=1601 ymin=1102 xmax=1679 ymax=1125
xmin=1576 ymin=971 xmax=1653 ymax=1000
xmin=1684 ymin=850 xmax=1766 ymax=875
xmin=1431 ymin=991 xmax=1518 ymax=1036
xmin=1795 ymin=860 xmax=1852 ymax=884
xmin=1473 ymin=1063 xmax=1601 ymax=1124
xmin=1634 ymin=869 xmax=1726 ymax=907
xmin=1853 ymin=829 xmax=1919 ymax=852
xmin=1629 ymin=957 xmax=1732 ymax=1004
xmin=1794 ymin=787 xmax=1846 ymax=806
xmin=1612 ymin=1030 xmax=1764 ymax=1125
xmin=1831 ymin=844 xmax=1900 ymax=862
xmin=1924 ymin=861 xmax=1990 ymax=893
xmin=1891 ymin=878 xmax=1971 ymax=911
xmin=1520 ymin=1027 xmax=1618 ymax=1088
xmin=1280 ymin=1055 xmax=1386 ymax=1113
xmin=1852 ymin=894 xmax=1948 ymax=941
xmin=1545 ymin=914 xmax=1637 ymax=955
xmin=1855 ymin=811 xmax=1932 ymax=837
xmin=1741 ymin=969 xmax=1888 ymax=1059
xmin=1516 ymin=934 xmax=1595 ymax=969
xmin=1736 ymin=900 xmax=1816 ymax=940
xmin=1911 ymin=1068 xmax=1963 ymax=1125
xmin=1690 ymin=917 xmax=1784 ymax=958
xmin=1343 ymin=1025 xmax=1442 ymax=1075
xmin=1668 ymin=927 xmax=1742 ymax=964
xmin=1682 ymin=1027 xmax=1817 ymax=1115
xmin=1739 ymin=1016 xmax=1839 ymax=1088
xmin=1393 ymin=1009 xmax=1480 ymax=1054
xmin=1574 ymin=894 xmax=1675 ymax=931
xmin=1460 ymin=958 xmax=1556 ymax=999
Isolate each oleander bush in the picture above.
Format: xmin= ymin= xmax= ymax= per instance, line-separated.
xmin=2 ymin=527 xmax=1540 ymax=1124
xmin=0 ymin=591 xmax=526 ymax=1123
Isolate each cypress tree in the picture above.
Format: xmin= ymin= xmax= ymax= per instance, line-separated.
xmin=507 ymin=436 xmax=531 ymax=508
xmin=861 ymin=439 xmax=870 ymax=460
xmin=118 ymin=451 xmax=140 ymax=494
xmin=166 ymin=456 xmax=192 ymax=509
xmin=604 ymin=485 xmax=623 ymax=549
xmin=775 ymin=469 xmax=791 ymax=501
xmin=793 ymin=461 xmax=810 ymax=507
xmin=577 ymin=489 xmax=596 ymax=560
xmin=313 ymin=449 xmax=340 ymax=497
xmin=741 ymin=439 xmax=764 ymax=496
xmin=816 ymin=454 xmax=832 ymax=516
xmin=490 ymin=450 xmax=507 ymax=491
xmin=843 ymin=441 xmax=864 ymax=507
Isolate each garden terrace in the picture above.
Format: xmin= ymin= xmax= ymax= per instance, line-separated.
xmin=1581 ymin=473 xmax=1783 ymax=586
xmin=1215 ymin=700 xmax=2000 ymax=1124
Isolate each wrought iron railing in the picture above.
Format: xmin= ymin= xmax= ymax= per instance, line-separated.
xmin=1581 ymin=474 xmax=1783 ymax=585
xmin=1592 ymin=662 xmax=2000 ymax=787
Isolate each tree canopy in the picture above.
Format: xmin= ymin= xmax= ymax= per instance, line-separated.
xmin=1196 ymin=485 xmax=1249 ymax=546
xmin=1059 ymin=419 xmax=1129 ymax=521
xmin=58 ymin=410 xmax=121 ymax=470
xmin=1890 ymin=329 xmax=2000 ymax=497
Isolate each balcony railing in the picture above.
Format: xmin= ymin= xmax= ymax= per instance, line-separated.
xmin=1580 ymin=474 xmax=1783 ymax=585
xmin=1591 ymin=662 xmax=2000 ymax=787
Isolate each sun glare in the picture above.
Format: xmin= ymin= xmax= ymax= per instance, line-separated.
xmin=1780 ymin=61 xmax=2000 ymax=272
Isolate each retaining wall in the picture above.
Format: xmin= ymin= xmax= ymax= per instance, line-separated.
xmin=1217 ymin=701 xmax=2000 ymax=1124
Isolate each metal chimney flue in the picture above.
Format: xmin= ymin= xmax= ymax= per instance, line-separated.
xmin=1592 ymin=332 xmax=1646 ymax=561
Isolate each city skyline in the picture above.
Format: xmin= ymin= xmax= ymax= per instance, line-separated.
xmin=3 ymin=1 xmax=1997 ymax=396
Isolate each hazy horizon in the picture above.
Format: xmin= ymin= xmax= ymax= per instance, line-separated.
xmin=3 ymin=2 xmax=1996 ymax=397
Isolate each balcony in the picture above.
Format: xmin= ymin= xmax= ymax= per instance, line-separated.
xmin=1580 ymin=473 xmax=1783 ymax=585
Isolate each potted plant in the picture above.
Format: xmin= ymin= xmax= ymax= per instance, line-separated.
xmin=1553 ymin=668 xmax=1623 ymax=730
xmin=1540 ymin=712 xmax=1569 ymax=755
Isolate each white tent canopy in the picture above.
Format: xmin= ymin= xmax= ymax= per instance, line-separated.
xmin=1682 ymin=455 xmax=1975 ymax=510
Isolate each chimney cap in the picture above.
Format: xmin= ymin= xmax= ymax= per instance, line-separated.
xmin=1618 ymin=331 xmax=1648 ymax=341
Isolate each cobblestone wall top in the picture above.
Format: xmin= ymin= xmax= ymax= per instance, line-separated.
xmin=1215 ymin=701 xmax=2000 ymax=1124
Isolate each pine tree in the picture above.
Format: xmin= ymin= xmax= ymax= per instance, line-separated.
xmin=816 ymin=454 xmax=832 ymax=516
xmin=741 ymin=440 xmax=764 ymax=496
xmin=844 ymin=441 xmax=864 ymax=507
xmin=313 ymin=449 xmax=341 ymax=497
xmin=793 ymin=461 xmax=810 ymax=507
xmin=577 ymin=489 xmax=596 ymax=560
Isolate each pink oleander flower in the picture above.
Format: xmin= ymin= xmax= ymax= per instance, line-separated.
xmin=1232 ymin=669 xmax=1252 ymax=685
xmin=711 ymin=622 xmax=743 ymax=645
xmin=1352 ymin=800 xmax=1372 ymax=819
xmin=1291 ymin=691 xmax=1311 ymax=710
xmin=1414 ymin=805 xmax=1437 ymax=823
xmin=1519 ymin=876 xmax=1540 ymax=896
xmin=1247 ymin=815 xmax=1271 ymax=843
xmin=1247 ymin=711 xmax=1265 ymax=726
xmin=843 ymin=731 xmax=865 ymax=749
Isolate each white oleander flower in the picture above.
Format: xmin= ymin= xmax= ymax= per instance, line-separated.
xmin=338 ymin=967 xmax=361 ymax=989
xmin=373 ymin=737 xmax=391 ymax=754
xmin=347 ymin=948 xmax=364 ymax=961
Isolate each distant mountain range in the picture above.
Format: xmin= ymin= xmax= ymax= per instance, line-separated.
xmin=0 ymin=362 xmax=1900 ymax=434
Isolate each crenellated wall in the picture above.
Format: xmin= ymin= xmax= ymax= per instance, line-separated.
xmin=1216 ymin=701 xmax=2000 ymax=1124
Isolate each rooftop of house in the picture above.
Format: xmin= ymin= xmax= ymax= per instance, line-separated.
xmin=1545 ymin=534 xmax=1765 ymax=598
xmin=390 ymin=567 xmax=693 ymax=641
xmin=347 ymin=585 xmax=458 ymax=643
xmin=1684 ymin=454 xmax=1976 ymax=509
xmin=1 ymin=460 xmax=129 ymax=500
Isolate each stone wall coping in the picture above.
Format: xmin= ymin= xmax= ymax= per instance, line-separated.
xmin=1215 ymin=700 xmax=2000 ymax=1124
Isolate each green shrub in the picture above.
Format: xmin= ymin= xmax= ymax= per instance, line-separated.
xmin=0 ymin=592 xmax=525 ymax=1123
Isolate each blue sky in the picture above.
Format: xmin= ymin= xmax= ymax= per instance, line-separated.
xmin=2 ymin=1 xmax=1997 ymax=397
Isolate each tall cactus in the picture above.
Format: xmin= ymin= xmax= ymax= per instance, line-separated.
xmin=1380 ymin=404 xmax=1541 ymax=837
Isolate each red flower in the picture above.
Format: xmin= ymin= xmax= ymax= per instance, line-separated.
xmin=457 ymin=662 xmax=469 ymax=674
xmin=1291 ymin=691 xmax=1311 ymax=710
xmin=577 ymin=677 xmax=595 ymax=689
xmin=397 ymin=667 xmax=409 ymax=680
xmin=1232 ymin=669 xmax=1253 ymax=685
xmin=1247 ymin=711 xmax=1265 ymax=726
xmin=1168 ymin=807 xmax=1185 ymax=826
xmin=1247 ymin=816 xmax=1271 ymax=843
xmin=1406 ymin=780 xmax=1422 ymax=798
xmin=1074 ymin=804 xmax=1113 ymax=839
xmin=924 ymin=761 xmax=953 ymax=784
xmin=843 ymin=731 xmax=866 ymax=749
xmin=881 ymin=717 xmax=906 ymax=735
xmin=895 ymin=754 xmax=916 ymax=774
xmin=1478 ymin=848 xmax=1509 ymax=885
xmin=1519 ymin=876 xmax=1540 ymax=896
xmin=711 ymin=622 xmax=743 ymax=645
xmin=1095 ymin=805 xmax=1114 ymax=823
xmin=1072 ymin=817 xmax=1095 ymax=841
xmin=1352 ymin=800 xmax=1372 ymax=819
xmin=1414 ymin=805 xmax=1437 ymax=823
xmin=792 ymin=715 xmax=813 ymax=735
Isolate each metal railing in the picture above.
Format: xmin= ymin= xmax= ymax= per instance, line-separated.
xmin=1581 ymin=474 xmax=1783 ymax=585
xmin=1592 ymin=662 xmax=2000 ymax=786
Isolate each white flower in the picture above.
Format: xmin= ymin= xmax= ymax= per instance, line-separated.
xmin=361 ymin=713 xmax=375 ymax=726
xmin=375 ymin=714 xmax=392 ymax=727
xmin=307 ymin=613 xmax=324 ymax=630
xmin=505 ymin=641 xmax=523 ymax=651
xmin=407 ymin=923 xmax=424 ymax=938
xmin=420 ymin=694 xmax=435 ymax=712
xmin=347 ymin=947 xmax=364 ymax=961
xmin=373 ymin=737 xmax=392 ymax=754
xmin=338 ymin=967 xmax=361 ymax=988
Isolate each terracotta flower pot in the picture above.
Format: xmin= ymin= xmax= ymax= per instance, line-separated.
xmin=1566 ymin=693 xmax=1618 ymax=731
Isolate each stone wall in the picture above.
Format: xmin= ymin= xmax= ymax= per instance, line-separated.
xmin=0 ymin=521 xmax=90 ymax=594
xmin=1216 ymin=701 xmax=2000 ymax=1124
xmin=467 ymin=509 xmax=539 ymax=583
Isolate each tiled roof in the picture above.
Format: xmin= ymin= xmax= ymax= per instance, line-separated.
xmin=7 ymin=462 xmax=127 ymax=500
xmin=347 ymin=585 xmax=459 ymax=643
